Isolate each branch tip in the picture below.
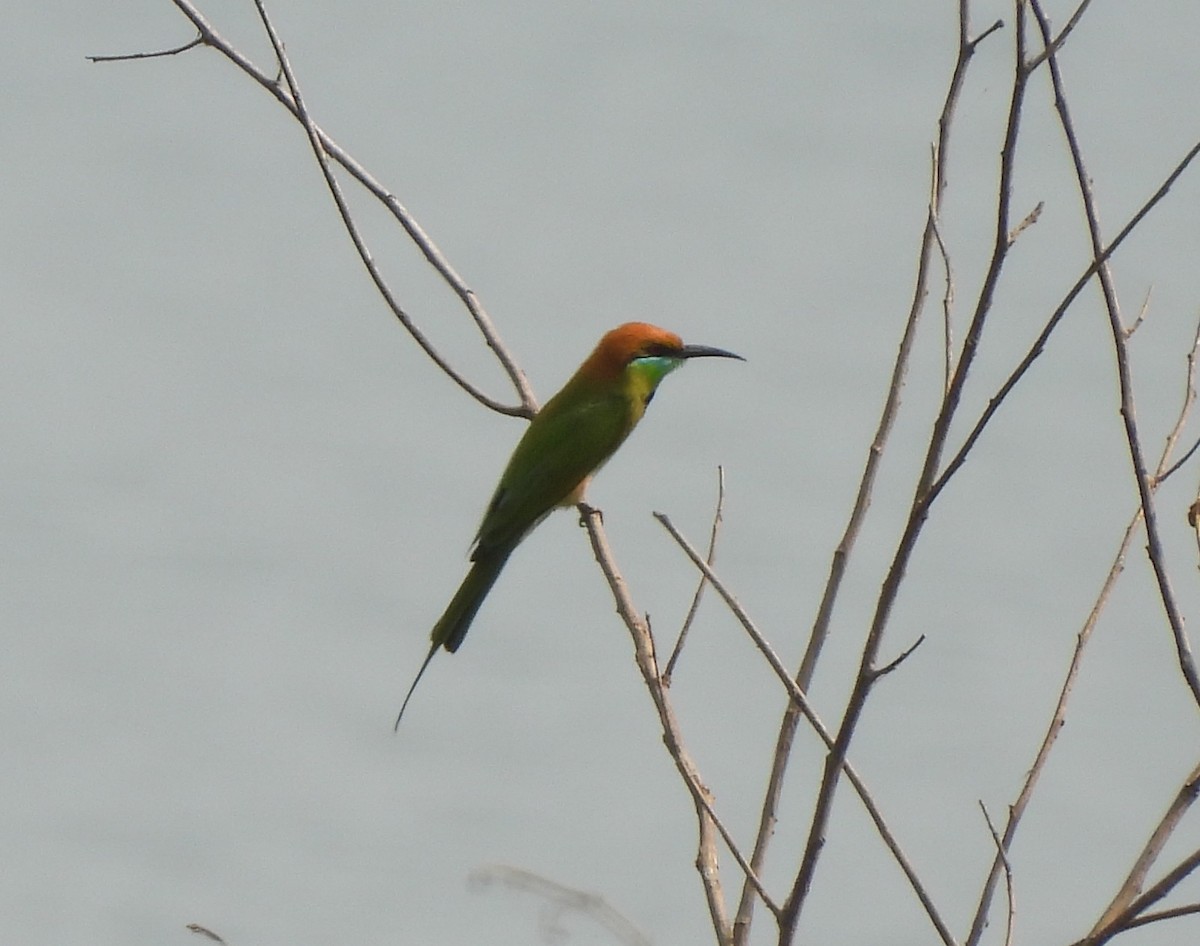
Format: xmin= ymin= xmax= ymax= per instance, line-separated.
xmin=968 ymin=18 xmax=1006 ymax=53
xmin=871 ymin=634 xmax=926 ymax=680
xmin=87 ymin=35 xmax=205 ymax=63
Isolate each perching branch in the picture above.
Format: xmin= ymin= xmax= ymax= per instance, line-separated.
xmin=580 ymin=506 xmax=776 ymax=944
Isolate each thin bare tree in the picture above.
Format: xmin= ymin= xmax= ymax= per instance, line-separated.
xmin=95 ymin=2 xmax=1200 ymax=944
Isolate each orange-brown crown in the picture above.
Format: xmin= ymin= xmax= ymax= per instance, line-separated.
xmin=577 ymin=322 xmax=684 ymax=381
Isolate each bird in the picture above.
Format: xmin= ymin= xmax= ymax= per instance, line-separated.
xmin=394 ymin=321 xmax=743 ymax=727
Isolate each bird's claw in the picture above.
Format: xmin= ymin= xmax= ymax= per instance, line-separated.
xmin=577 ymin=502 xmax=603 ymax=526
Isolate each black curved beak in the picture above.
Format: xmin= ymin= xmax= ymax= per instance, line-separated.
xmin=678 ymin=343 xmax=745 ymax=362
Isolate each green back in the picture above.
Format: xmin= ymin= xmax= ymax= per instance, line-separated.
xmin=473 ymin=376 xmax=637 ymax=556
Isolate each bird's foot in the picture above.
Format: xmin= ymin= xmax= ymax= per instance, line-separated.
xmin=577 ymin=501 xmax=603 ymax=526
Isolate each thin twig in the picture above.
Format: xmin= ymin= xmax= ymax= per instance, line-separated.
xmin=1006 ymin=200 xmax=1043 ymax=245
xmin=1158 ymin=318 xmax=1200 ymax=483
xmin=966 ymin=513 xmax=1129 ymax=945
xmin=663 ymin=467 xmax=726 ymax=685
xmin=1025 ymin=0 xmax=1096 ymax=71
xmin=868 ymin=635 xmax=925 ymax=681
xmin=979 ymin=803 xmax=1015 ymax=946
xmin=87 ymin=36 xmax=203 ymax=61
xmin=930 ymin=143 xmax=956 ymax=393
xmin=970 ymin=18 xmax=1006 ymax=50
xmin=1124 ymin=902 xmax=1200 ymax=930
xmin=254 ymin=0 xmax=535 ymax=415
xmin=1124 ymin=286 xmax=1153 ymax=340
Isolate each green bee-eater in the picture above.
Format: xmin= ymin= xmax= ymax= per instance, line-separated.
xmin=395 ymin=322 xmax=742 ymax=726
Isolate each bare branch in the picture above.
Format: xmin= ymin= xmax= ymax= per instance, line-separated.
xmin=929 ymin=143 xmax=956 ymax=393
xmin=579 ymin=507 xmax=776 ymax=939
xmin=778 ymin=4 xmax=1035 ymax=937
xmin=1025 ymin=0 xmax=1095 ymax=70
xmin=258 ymin=0 xmax=537 ymax=416
xmin=98 ymin=0 xmax=538 ymax=415
xmin=1125 ymin=902 xmax=1200 ymax=931
xmin=87 ymin=36 xmax=204 ymax=61
xmin=1155 ymin=316 xmax=1200 ymax=484
xmin=966 ymin=110 xmax=1200 ymax=946
xmin=969 ymin=19 xmax=1006 ymax=52
xmin=1083 ymin=760 xmax=1200 ymax=942
xmin=654 ymin=514 xmax=958 ymax=946
xmin=1124 ymin=286 xmax=1153 ymax=340
xmin=868 ymin=635 xmax=925 ymax=681
xmin=732 ymin=8 xmax=1003 ymax=940
xmin=1028 ymin=0 xmax=1200 ymax=710
xmin=967 ymin=515 xmax=1128 ymax=945
xmin=1075 ymin=848 xmax=1200 ymax=946
xmin=968 ymin=305 xmax=1200 ymax=945
xmin=933 ymin=138 xmax=1200 ymax=500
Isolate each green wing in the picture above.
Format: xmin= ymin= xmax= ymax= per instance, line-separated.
xmin=474 ymin=383 xmax=633 ymax=556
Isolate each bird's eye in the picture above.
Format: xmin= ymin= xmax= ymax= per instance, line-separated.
xmin=641 ymin=342 xmax=676 ymax=358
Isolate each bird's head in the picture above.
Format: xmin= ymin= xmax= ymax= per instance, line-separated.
xmin=581 ymin=322 xmax=743 ymax=386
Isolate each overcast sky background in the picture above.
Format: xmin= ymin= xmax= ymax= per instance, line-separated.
xmin=6 ymin=2 xmax=1200 ymax=944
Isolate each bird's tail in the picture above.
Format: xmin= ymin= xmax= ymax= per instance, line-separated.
xmin=395 ymin=547 xmax=513 ymax=729
xmin=432 ymin=546 xmax=513 ymax=653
